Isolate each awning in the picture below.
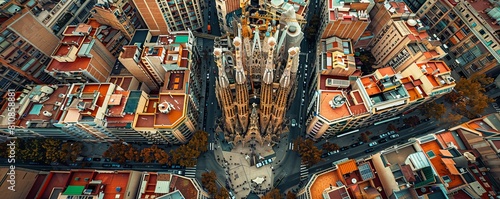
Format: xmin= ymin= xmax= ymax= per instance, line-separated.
xmin=442 ymin=158 xmax=460 ymax=175
xmin=62 ymin=185 xmax=85 ymax=195
xmin=252 ymin=177 xmax=265 ymax=184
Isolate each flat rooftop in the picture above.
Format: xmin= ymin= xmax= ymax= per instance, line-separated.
xmin=18 ymin=85 xmax=70 ymax=127
xmin=0 ymin=167 xmax=40 ymax=199
xmin=134 ymin=94 xmax=186 ymax=128
xmin=319 ymin=91 xmax=351 ymax=121
xmin=120 ymin=45 xmax=140 ymax=59
xmin=38 ymin=171 xmax=71 ymax=199
xmin=309 ymin=170 xmax=342 ymax=199
xmin=47 ymin=57 xmax=92 ymax=72
xmin=466 ymin=0 xmax=500 ymax=31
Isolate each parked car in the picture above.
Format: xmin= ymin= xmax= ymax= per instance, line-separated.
xmin=368 ymin=141 xmax=378 ymax=147
xmin=50 ymin=162 xmax=59 ymax=166
xmin=340 ymin=146 xmax=349 ymax=151
xmin=387 ymin=131 xmax=396 ymax=136
xmin=379 ymin=133 xmax=389 ymax=138
xmin=378 ymin=138 xmax=388 ymax=144
xmin=171 ymin=164 xmax=182 ymax=169
xmin=111 ymin=164 xmax=121 ymax=168
xmin=350 ymin=141 xmax=364 ymax=148
xmin=256 ymin=162 xmax=263 ymax=168
xmin=390 ymin=134 xmax=400 ymax=139
xmin=102 ymin=163 xmax=112 ymax=168
xmin=92 ymin=158 xmax=101 ymax=162
xmin=69 ymin=163 xmax=78 ymax=167
xmin=104 ymin=158 xmax=111 ymax=162
xmin=365 ymin=148 xmax=375 ymax=153
xmin=84 ymin=157 xmax=92 ymax=162
xmin=327 ymin=150 xmax=339 ymax=156
xmin=321 ymin=153 xmax=328 ymax=158
xmin=123 ymin=164 xmax=133 ymax=168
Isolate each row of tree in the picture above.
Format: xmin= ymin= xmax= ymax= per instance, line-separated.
xmin=420 ymin=74 xmax=494 ymax=124
xmin=261 ymin=188 xmax=296 ymax=199
xmin=201 ymin=171 xmax=229 ymax=199
xmin=293 ymin=138 xmax=322 ymax=167
xmin=0 ymin=139 xmax=82 ymax=164
xmin=103 ymin=130 xmax=208 ymax=167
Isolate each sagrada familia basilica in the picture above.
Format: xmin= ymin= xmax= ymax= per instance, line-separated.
xmin=213 ymin=4 xmax=304 ymax=147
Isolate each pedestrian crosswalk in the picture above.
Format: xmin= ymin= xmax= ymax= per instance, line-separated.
xmin=208 ymin=142 xmax=215 ymax=150
xmin=184 ymin=165 xmax=197 ymax=178
xmin=493 ymin=103 xmax=500 ymax=113
xmin=288 ymin=143 xmax=294 ymax=150
xmin=300 ymin=164 xmax=309 ymax=180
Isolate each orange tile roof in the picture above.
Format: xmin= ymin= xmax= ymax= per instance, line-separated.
xmin=436 ymin=131 xmax=463 ymax=150
xmin=421 ymin=140 xmax=465 ymax=189
xmin=309 ymin=170 xmax=340 ymax=199
xmin=377 ymin=67 xmax=396 ymax=77
xmin=361 ymin=76 xmax=382 ymax=95
xmin=442 ymin=158 xmax=461 ymax=175
xmin=439 ymin=149 xmax=453 ymax=157
xmin=337 ymin=159 xmax=358 ymax=175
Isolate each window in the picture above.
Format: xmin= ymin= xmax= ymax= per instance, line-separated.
xmin=427 ymin=150 xmax=436 ymax=158
xmin=479 ymin=29 xmax=486 ymax=35
xmin=442 ymin=175 xmax=451 ymax=183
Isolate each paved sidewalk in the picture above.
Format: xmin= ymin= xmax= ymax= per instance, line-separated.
xmin=213 ymin=138 xmax=277 ymax=198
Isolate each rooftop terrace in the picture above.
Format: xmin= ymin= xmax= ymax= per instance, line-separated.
xmin=18 ymin=85 xmax=70 ymax=128
xmin=466 ymin=0 xmax=500 ymax=31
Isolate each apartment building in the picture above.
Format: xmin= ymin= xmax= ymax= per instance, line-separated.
xmin=408 ymin=0 xmax=500 ymax=78
xmin=137 ymin=172 xmax=210 ymax=199
xmin=105 ymin=76 xmax=150 ymax=143
xmin=450 ymin=113 xmax=500 ymax=184
xmin=132 ymin=0 xmax=203 ymax=35
xmin=133 ymin=70 xmax=200 ymax=145
xmin=33 ymin=170 xmax=143 ymax=199
xmin=46 ymin=19 xmax=127 ymax=83
xmin=317 ymin=0 xmax=373 ymax=44
xmin=119 ymin=30 xmax=198 ymax=93
xmin=33 ymin=0 xmax=96 ymax=36
xmin=91 ymin=0 xmax=146 ymax=40
xmin=305 ymin=37 xmax=455 ymax=140
xmin=215 ymin=0 xmax=240 ymax=34
xmin=368 ymin=1 xmax=446 ymax=71
xmin=371 ymin=128 xmax=499 ymax=199
xmin=0 ymin=1 xmax=60 ymax=104
xmin=296 ymin=158 xmax=381 ymax=199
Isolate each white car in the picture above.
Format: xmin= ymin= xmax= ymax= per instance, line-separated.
xmin=369 ymin=141 xmax=378 ymax=147
xmin=256 ymin=163 xmax=263 ymax=168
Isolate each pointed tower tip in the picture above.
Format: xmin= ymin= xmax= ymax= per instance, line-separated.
xmin=214 ymin=48 xmax=222 ymax=57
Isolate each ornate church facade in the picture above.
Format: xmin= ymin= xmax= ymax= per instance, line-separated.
xmin=213 ymin=5 xmax=304 ymax=146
